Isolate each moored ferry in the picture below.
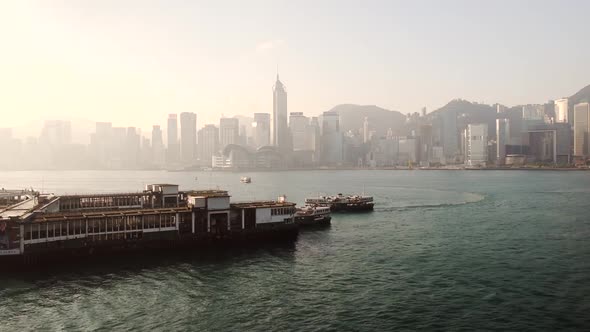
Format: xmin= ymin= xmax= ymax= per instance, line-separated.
xmin=0 ymin=184 xmax=297 ymax=267
xmin=305 ymin=193 xmax=374 ymax=212
xmin=294 ymin=205 xmax=332 ymax=227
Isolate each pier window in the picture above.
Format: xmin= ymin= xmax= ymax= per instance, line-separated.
xmin=32 ymin=224 xmax=39 ymax=240
xmin=24 ymin=225 xmax=31 ymax=240
xmin=39 ymin=224 xmax=47 ymax=239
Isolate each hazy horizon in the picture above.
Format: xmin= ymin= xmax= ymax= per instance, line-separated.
xmin=2 ymin=0 xmax=590 ymax=134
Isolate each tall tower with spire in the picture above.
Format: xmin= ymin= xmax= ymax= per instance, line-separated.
xmin=272 ymin=73 xmax=290 ymax=150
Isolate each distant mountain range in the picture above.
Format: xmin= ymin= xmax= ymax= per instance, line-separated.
xmin=568 ymin=84 xmax=590 ymax=107
xmin=331 ymin=83 xmax=590 ymax=137
xmin=328 ymin=104 xmax=406 ymax=135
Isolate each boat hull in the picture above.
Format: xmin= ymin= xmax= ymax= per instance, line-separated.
xmin=295 ymin=215 xmax=332 ymax=227
xmin=329 ymin=202 xmax=374 ymax=212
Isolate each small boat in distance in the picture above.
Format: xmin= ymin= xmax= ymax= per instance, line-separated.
xmin=295 ymin=205 xmax=332 ymax=227
xmin=305 ymin=193 xmax=374 ymax=212
xmin=240 ymin=176 xmax=252 ymax=183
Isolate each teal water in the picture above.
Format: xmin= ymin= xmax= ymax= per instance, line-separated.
xmin=0 ymin=170 xmax=589 ymax=331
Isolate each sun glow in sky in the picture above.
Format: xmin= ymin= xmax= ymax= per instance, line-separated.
xmin=1 ymin=0 xmax=589 ymax=135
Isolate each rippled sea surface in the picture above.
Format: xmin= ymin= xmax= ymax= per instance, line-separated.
xmin=1 ymin=170 xmax=590 ymax=331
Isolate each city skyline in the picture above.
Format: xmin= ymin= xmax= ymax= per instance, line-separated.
xmin=2 ymin=1 xmax=590 ymax=133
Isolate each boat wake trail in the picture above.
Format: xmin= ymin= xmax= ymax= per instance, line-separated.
xmin=375 ymin=192 xmax=485 ymax=212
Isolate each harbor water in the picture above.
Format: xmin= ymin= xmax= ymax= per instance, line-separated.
xmin=0 ymin=170 xmax=589 ymax=331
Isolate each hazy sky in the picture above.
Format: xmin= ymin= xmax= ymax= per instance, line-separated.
xmin=1 ymin=0 xmax=589 ymax=134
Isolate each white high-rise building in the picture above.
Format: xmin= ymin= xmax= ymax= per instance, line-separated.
xmin=496 ymin=119 xmax=510 ymax=165
xmin=522 ymin=105 xmax=544 ymax=121
xmin=198 ymin=125 xmax=219 ymax=166
xmin=40 ymin=120 xmax=71 ymax=147
xmin=180 ymin=112 xmax=197 ymax=164
xmin=464 ymin=124 xmax=488 ymax=166
xmin=320 ymin=111 xmax=343 ymax=165
xmin=272 ymin=74 xmax=290 ymax=151
xmin=253 ymin=113 xmax=271 ymax=148
xmin=167 ymin=114 xmax=179 ymax=164
xmin=151 ymin=125 xmax=165 ymax=166
xmin=573 ymin=102 xmax=590 ymax=157
xmin=219 ymin=118 xmax=239 ymax=150
xmin=289 ymin=112 xmax=309 ymax=151
xmin=555 ymin=98 xmax=569 ymax=124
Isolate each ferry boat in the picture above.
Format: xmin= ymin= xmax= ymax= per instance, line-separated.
xmin=0 ymin=184 xmax=298 ymax=268
xmin=294 ymin=205 xmax=332 ymax=227
xmin=305 ymin=193 xmax=374 ymax=212
xmin=240 ymin=176 xmax=252 ymax=183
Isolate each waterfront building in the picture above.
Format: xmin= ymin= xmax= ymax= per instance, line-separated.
xmin=526 ymin=123 xmax=571 ymax=164
xmin=573 ymin=102 xmax=590 ymax=157
xmin=272 ymin=74 xmax=290 ymax=151
xmin=554 ymin=98 xmax=569 ymax=124
xmin=219 ymin=118 xmax=240 ymax=150
xmin=125 ymin=127 xmax=140 ymax=168
xmin=430 ymin=146 xmax=445 ymax=165
xmin=320 ymin=111 xmax=343 ymax=165
xmin=253 ymin=113 xmax=271 ymax=148
xmin=151 ymin=125 xmax=165 ymax=167
xmin=522 ymin=105 xmax=545 ymax=121
xmin=167 ymin=114 xmax=180 ymax=164
xmin=496 ymin=104 xmax=508 ymax=114
xmin=180 ymin=112 xmax=197 ymax=165
xmin=397 ymin=137 xmax=417 ymax=165
xmin=464 ymin=124 xmax=488 ymax=166
xmin=90 ymin=122 xmax=113 ymax=168
xmin=440 ymin=109 xmax=459 ymax=160
xmin=198 ymin=124 xmax=219 ymax=166
xmin=308 ymin=117 xmax=321 ymax=162
xmin=496 ymin=118 xmax=510 ymax=165
xmin=40 ymin=120 xmax=72 ymax=147
xmin=544 ymin=100 xmax=556 ymax=122
xmin=289 ymin=112 xmax=309 ymax=151
xmin=418 ymin=124 xmax=433 ymax=165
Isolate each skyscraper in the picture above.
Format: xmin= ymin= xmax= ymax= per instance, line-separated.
xmin=198 ymin=124 xmax=219 ymax=166
xmin=496 ymin=118 xmax=510 ymax=165
xmin=253 ymin=113 xmax=271 ymax=148
xmin=167 ymin=114 xmax=179 ymax=164
xmin=464 ymin=123 xmax=488 ymax=166
xmin=308 ymin=117 xmax=321 ymax=162
xmin=90 ymin=122 xmax=113 ymax=167
xmin=272 ymin=74 xmax=290 ymax=150
xmin=40 ymin=120 xmax=72 ymax=147
xmin=289 ymin=112 xmax=309 ymax=151
xmin=125 ymin=127 xmax=140 ymax=168
xmin=180 ymin=112 xmax=197 ymax=164
xmin=219 ymin=117 xmax=239 ymax=150
xmin=554 ymin=98 xmax=569 ymax=124
xmin=573 ymin=102 xmax=590 ymax=157
xmin=320 ymin=111 xmax=343 ymax=165
xmin=151 ymin=125 xmax=165 ymax=166
xmin=522 ymin=105 xmax=545 ymax=121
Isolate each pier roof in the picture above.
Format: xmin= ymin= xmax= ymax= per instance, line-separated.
xmin=0 ymin=196 xmax=37 ymax=219
xmin=231 ymin=201 xmax=295 ymax=209
xmin=185 ymin=190 xmax=229 ymax=197
xmin=30 ymin=206 xmax=191 ymax=222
